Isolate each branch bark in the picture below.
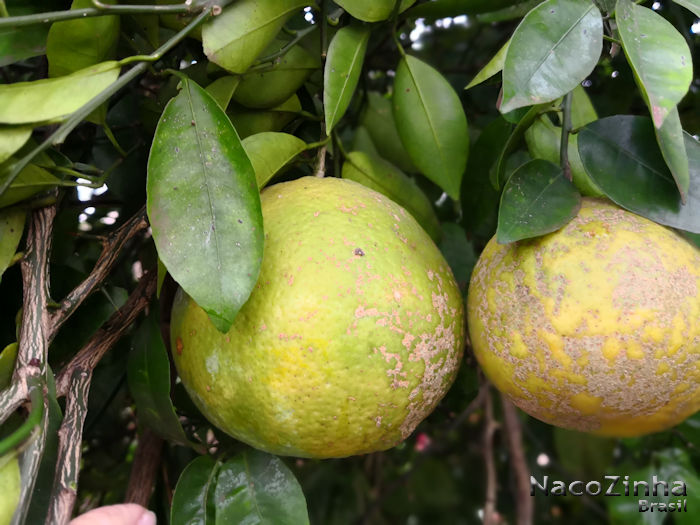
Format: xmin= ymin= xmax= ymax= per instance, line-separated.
xmin=124 ymin=428 xmax=163 ymax=507
xmin=501 ymin=397 xmax=534 ymax=525
xmin=482 ymin=384 xmax=499 ymax=525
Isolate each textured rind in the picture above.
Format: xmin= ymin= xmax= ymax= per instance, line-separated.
xmin=171 ymin=177 xmax=465 ymax=458
xmin=468 ymin=198 xmax=700 ymax=436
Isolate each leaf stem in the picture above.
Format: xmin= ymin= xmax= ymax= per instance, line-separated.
xmin=560 ymin=91 xmax=573 ymax=181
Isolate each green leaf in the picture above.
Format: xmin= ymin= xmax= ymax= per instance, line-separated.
xmin=393 ymin=55 xmax=469 ymax=200
xmin=553 ymin=428 xmax=615 ymax=479
xmin=0 ymin=163 xmax=61 ymax=209
xmin=497 ymin=158 xmax=581 ymax=243
xmin=46 ymin=0 xmax=120 ymax=77
xmin=235 ymin=42 xmax=319 ymax=109
xmin=570 ymin=84 xmax=598 ymax=128
xmin=500 ymin=0 xmax=603 ymax=113
xmin=128 ymin=313 xmax=194 ymax=447
xmin=0 ymin=4 xmax=49 ymax=67
xmin=0 ymin=126 xmax=32 ymax=165
xmin=0 ymin=343 xmax=18 ymax=390
xmin=241 ymin=132 xmax=307 ymax=189
xmin=228 ymin=95 xmax=301 ymax=139
xmin=465 ymin=38 xmax=509 ymax=90
xmin=360 ymin=92 xmax=417 ymax=173
xmin=202 ymin=0 xmax=308 ymax=74
xmin=171 ymin=455 xmax=219 ymax=525
xmin=214 ymin=451 xmax=309 ymax=525
xmin=324 ymin=25 xmax=370 ymax=132
xmin=578 ymin=115 xmax=700 ymax=233
xmin=341 ymin=151 xmax=442 ymax=242
xmin=205 ymin=76 xmax=241 ymax=111
xmin=0 ymin=207 xmax=24 ymax=283
xmin=672 ymin=0 xmax=700 ymax=17
xmin=616 ymin=0 xmax=692 ymax=129
xmin=335 ymin=0 xmax=415 ymax=22
xmin=409 ymin=0 xmax=526 ymax=18
xmin=147 ymin=79 xmax=264 ymax=332
xmin=655 ymin=107 xmax=689 ymax=201
xmin=0 ymin=61 xmax=120 ymax=125
xmin=350 ymin=125 xmax=379 ymax=157
xmin=438 ymin=223 xmax=476 ymax=295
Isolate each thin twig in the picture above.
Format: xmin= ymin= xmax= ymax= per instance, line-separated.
xmin=48 ymin=272 xmax=156 ymax=524
xmin=501 ymin=397 xmax=533 ymax=525
xmin=559 ymin=90 xmax=573 ymax=181
xmin=125 ymin=428 xmax=164 ymax=507
xmin=482 ymin=384 xmax=499 ymax=525
xmin=314 ymin=144 xmax=327 ymax=178
xmin=49 ymin=206 xmax=149 ymax=339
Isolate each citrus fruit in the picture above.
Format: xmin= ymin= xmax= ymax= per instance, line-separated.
xmin=467 ymin=198 xmax=700 ymax=436
xmin=171 ymin=176 xmax=465 ymax=458
xmin=0 ymin=455 xmax=19 ymax=525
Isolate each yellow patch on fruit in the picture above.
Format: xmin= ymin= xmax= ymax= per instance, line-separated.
xmin=171 ymin=177 xmax=465 ymax=458
xmin=467 ymin=198 xmax=700 ymax=436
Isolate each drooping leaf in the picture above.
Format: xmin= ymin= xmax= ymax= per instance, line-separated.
xmin=0 ymin=343 xmax=18 ymax=389
xmin=655 ymin=107 xmax=689 ymax=201
xmin=360 ymin=92 xmax=417 ymax=173
xmin=324 ymin=25 xmax=370 ymax=132
xmin=351 ymin=125 xmax=379 ymax=157
xmin=465 ymin=38 xmax=509 ymax=90
xmin=228 ymin=95 xmax=302 ymax=139
xmin=672 ymin=0 xmax=700 ymax=17
xmin=202 ymin=0 xmax=308 ymax=74
xmin=616 ymin=0 xmax=693 ymax=129
xmin=578 ymin=115 xmax=700 ymax=233
xmin=0 ymin=126 xmax=32 ymax=165
xmin=0 ymin=163 xmax=61 ymax=209
xmin=147 ymin=79 xmax=264 ymax=332
xmin=410 ymin=0 xmax=526 ymax=18
xmin=241 ymin=132 xmax=307 ymax=189
xmin=46 ymin=0 xmax=120 ymax=77
xmin=235 ymin=42 xmax=319 ymax=109
xmin=205 ymin=76 xmax=241 ymax=111
xmin=500 ymin=0 xmax=603 ymax=113
xmin=393 ymin=55 xmax=469 ymax=199
xmin=214 ymin=451 xmax=309 ymax=525
xmin=438 ymin=223 xmax=476 ymax=295
xmin=0 ymin=207 xmax=24 ymax=283
xmin=127 ymin=313 xmax=195 ymax=447
xmin=171 ymin=455 xmax=219 ymax=525
xmin=341 ymin=151 xmax=442 ymax=241
xmin=497 ymin=158 xmax=581 ymax=243
xmin=0 ymin=61 xmax=120 ymax=124
xmin=335 ymin=0 xmax=415 ymax=22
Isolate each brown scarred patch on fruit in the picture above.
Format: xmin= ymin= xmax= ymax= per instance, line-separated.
xmin=176 ymin=337 xmax=184 ymax=355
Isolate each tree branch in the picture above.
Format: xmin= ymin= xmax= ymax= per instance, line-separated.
xmin=482 ymin=384 xmax=499 ymax=525
xmin=124 ymin=428 xmax=163 ymax=507
xmin=501 ymin=396 xmax=533 ymax=525
xmin=48 ymin=271 xmax=157 ymax=524
xmin=48 ymin=206 xmax=149 ymax=339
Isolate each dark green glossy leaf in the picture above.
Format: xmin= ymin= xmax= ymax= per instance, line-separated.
xmin=360 ymin=92 xmax=417 ymax=173
xmin=324 ymin=26 xmax=370 ymax=132
xmin=393 ymin=55 xmax=469 ymax=200
xmin=497 ymin=158 xmax=581 ymax=243
xmin=0 ymin=163 xmax=61 ymax=209
xmin=500 ymin=0 xmax=603 ymax=113
xmin=0 ymin=207 xmax=24 ymax=283
xmin=171 ymin=455 xmax=219 ymax=525
xmin=214 ymin=450 xmax=309 ymax=525
xmin=0 ymin=4 xmax=49 ymax=67
xmin=241 ymin=132 xmax=307 ymax=189
xmin=654 ymin=107 xmax=689 ymax=201
xmin=0 ymin=61 xmax=120 ymax=124
xmin=46 ymin=0 xmax=119 ymax=77
xmin=616 ymin=0 xmax=692 ymax=129
xmin=147 ymin=79 xmax=263 ymax=332
xmin=341 ymin=151 xmax=442 ymax=241
xmin=410 ymin=0 xmax=526 ymax=18
xmin=202 ymin=0 xmax=308 ymax=74
xmin=465 ymin=39 xmax=509 ymax=90
xmin=438 ymin=223 xmax=476 ymax=295
xmin=475 ymin=0 xmax=543 ymax=22
xmin=0 ymin=343 xmax=17 ymax=389
xmin=235 ymin=42 xmax=319 ymax=109
xmin=335 ymin=0 xmax=415 ymax=22
xmin=672 ymin=0 xmax=700 ymax=17
xmin=128 ymin=313 xmax=194 ymax=447
xmin=578 ymin=115 xmax=700 ymax=233
xmin=205 ymin=76 xmax=241 ymax=111
xmin=0 ymin=126 xmax=32 ymax=165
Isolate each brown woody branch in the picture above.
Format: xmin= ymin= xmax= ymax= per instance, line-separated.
xmin=482 ymin=383 xmax=500 ymax=525
xmin=48 ymin=205 xmax=149 ymax=339
xmin=125 ymin=428 xmax=164 ymax=507
xmin=501 ymin=397 xmax=534 ymax=525
xmin=49 ymin=271 xmax=156 ymax=524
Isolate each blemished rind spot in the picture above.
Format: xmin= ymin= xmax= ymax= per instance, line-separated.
xmin=171 ymin=177 xmax=465 ymax=458
xmin=467 ymin=198 xmax=700 ymax=437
